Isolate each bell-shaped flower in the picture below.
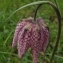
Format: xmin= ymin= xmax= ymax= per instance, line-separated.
xmin=12 ymin=17 xmax=49 ymax=63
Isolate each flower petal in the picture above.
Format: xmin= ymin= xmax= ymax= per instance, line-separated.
xmin=12 ymin=21 xmax=29 ymax=47
xmin=17 ymin=23 xmax=32 ymax=58
xmin=42 ymin=29 xmax=49 ymax=52
xmin=32 ymin=50 xmax=39 ymax=63
xmin=37 ymin=18 xmax=50 ymax=52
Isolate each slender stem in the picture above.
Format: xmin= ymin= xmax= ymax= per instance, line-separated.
xmin=54 ymin=0 xmax=59 ymax=9
xmin=34 ymin=2 xmax=61 ymax=63
xmin=34 ymin=4 xmax=42 ymax=21
xmin=54 ymin=0 xmax=61 ymax=17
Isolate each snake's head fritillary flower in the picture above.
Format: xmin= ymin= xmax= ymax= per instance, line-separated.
xmin=12 ymin=17 xmax=49 ymax=63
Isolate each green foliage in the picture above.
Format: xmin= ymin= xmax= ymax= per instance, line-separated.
xmin=0 ymin=0 xmax=63 ymax=63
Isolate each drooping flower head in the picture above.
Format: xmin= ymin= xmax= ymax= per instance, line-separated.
xmin=12 ymin=17 xmax=49 ymax=63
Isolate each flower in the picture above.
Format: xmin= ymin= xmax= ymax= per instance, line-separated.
xmin=12 ymin=17 xmax=49 ymax=63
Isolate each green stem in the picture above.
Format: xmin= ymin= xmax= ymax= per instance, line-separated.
xmin=5 ymin=1 xmax=53 ymax=21
xmin=54 ymin=0 xmax=59 ymax=9
xmin=54 ymin=0 xmax=61 ymax=16
xmin=34 ymin=2 xmax=61 ymax=63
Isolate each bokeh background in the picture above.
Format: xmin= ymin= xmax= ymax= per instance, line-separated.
xmin=0 ymin=0 xmax=63 ymax=63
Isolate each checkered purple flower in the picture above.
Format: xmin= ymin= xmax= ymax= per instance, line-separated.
xmin=12 ymin=17 xmax=49 ymax=63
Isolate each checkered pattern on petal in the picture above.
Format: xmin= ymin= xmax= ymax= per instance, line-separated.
xmin=37 ymin=18 xmax=50 ymax=52
xmin=17 ymin=24 xmax=32 ymax=58
xmin=12 ymin=20 xmax=30 ymax=47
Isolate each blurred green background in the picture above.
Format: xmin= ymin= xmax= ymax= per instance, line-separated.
xmin=0 ymin=0 xmax=63 ymax=63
